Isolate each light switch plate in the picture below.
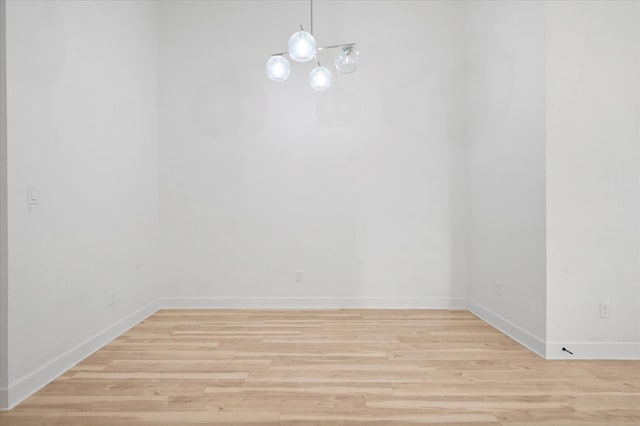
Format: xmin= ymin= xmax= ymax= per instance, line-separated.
xmin=27 ymin=186 xmax=39 ymax=205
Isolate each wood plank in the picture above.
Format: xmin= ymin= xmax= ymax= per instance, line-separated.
xmin=0 ymin=309 xmax=638 ymax=425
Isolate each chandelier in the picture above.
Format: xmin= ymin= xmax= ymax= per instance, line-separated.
xmin=265 ymin=0 xmax=360 ymax=91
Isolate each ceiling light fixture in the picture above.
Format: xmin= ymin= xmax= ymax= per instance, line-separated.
xmin=266 ymin=0 xmax=359 ymax=91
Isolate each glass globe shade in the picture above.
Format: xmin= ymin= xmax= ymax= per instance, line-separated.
xmin=309 ymin=66 xmax=332 ymax=91
xmin=266 ymin=55 xmax=290 ymax=81
xmin=288 ymin=31 xmax=317 ymax=62
xmin=335 ymin=46 xmax=360 ymax=74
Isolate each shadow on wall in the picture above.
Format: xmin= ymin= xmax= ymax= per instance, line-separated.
xmin=381 ymin=60 xmax=462 ymax=139
xmin=466 ymin=47 xmax=515 ymax=144
xmin=190 ymin=72 xmax=268 ymax=140
xmin=10 ymin=1 xmax=65 ymax=88
xmin=315 ymin=86 xmax=361 ymax=127
xmin=189 ymin=70 xmax=364 ymax=136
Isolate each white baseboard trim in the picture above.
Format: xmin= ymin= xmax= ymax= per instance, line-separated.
xmin=467 ymin=299 xmax=546 ymax=358
xmin=159 ymin=297 xmax=468 ymax=310
xmin=3 ymin=296 xmax=637 ymax=411
xmin=0 ymin=299 xmax=159 ymax=411
xmin=546 ymin=341 xmax=640 ymax=360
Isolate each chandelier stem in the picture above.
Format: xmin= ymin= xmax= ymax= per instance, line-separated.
xmin=310 ymin=0 xmax=313 ymax=35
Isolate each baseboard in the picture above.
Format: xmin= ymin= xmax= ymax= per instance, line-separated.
xmin=3 ymin=295 xmax=636 ymax=410
xmin=467 ymin=299 xmax=546 ymax=358
xmin=159 ymin=296 xmax=468 ymax=309
xmin=546 ymin=341 xmax=640 ymax=360
xmin=0 ymin=299 xmax=159 ymax=410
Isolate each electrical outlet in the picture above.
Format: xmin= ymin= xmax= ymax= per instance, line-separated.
xmin=599 ymin=302 xmax=610 ymax=318
xmin=296 ymin=271 xmax=304 ymax=282
xmin=109 ymin=290 xmax=117 ymax=306
xmin=495 ymin=281 xmax=502 ymax=296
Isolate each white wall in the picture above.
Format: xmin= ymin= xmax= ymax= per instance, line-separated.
xmin=546 ymin=0 xmax=640 ymax=358
xmin=465 ymin=1 xmax=547 ymax=355
xmin=157 ymin=0 xmax=469 ymax=307
xmin=3 ymin=3 xmax=639 ymax=410
xmin=5 ymin=0 xmax=159 ymax=401
xmin=0 ymin=0 xmax=9 ymax=409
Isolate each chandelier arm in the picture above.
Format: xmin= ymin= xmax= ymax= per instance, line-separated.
xmin=269 ymin=42 xmax=356 ymax=57
xmin=317 ymin=42 xmax=356 ymax=51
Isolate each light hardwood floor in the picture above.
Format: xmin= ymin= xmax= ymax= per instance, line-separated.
xmin=1 ymin=309 xmax=639 ymax=425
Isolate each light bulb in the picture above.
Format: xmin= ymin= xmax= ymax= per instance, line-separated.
xmin=309 ymin=66 xmax=332 ymax=91
xmin=335 ymin=46 xmax=359 ymax=74
xmin=266 ymin=55 xmax=290 ymax=81
xmin=288 ymin=31 xmax=317 ymax=62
